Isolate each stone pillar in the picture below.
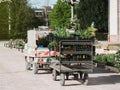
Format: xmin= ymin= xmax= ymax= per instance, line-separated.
xmin=109 ymin=0 xmax=119 ymax=42
xmin=118 ymin=0 xmax=120 ymax=42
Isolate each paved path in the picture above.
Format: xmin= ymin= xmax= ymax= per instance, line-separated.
xmin=0 ymin=41 xmax=120 ymax=90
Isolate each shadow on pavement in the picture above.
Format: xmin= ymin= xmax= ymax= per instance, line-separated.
xmin=88 ymin=67 xmax=120 ymax=85
xmin=92 ymin=67 xmax=116 ymax=74
xmin=88 ymin=75 xmax=120 ymax=85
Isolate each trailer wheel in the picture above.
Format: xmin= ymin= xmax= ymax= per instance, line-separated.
xmin=82 ymin=73 xmax=89 ymax=85
xmin=60 ymin=73 xmax=65 ymax=86
xmin=25 ymin=57 xmax=31 ymax=70
xmin=74 ymin=74 xmax=78 ymax=80
xmin=79 ymin=72 xmax=83 ymax=79
xmin=33 ymin=62 xmax=38 ymax=74
xmin=52 ymin=69 xmax=57 ymax=81
xmin=66 ymin=73 xmax=69 ymax=80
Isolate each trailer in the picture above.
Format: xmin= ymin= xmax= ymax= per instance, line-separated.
xmin=50 ymin=39 xmax=94 ymax=86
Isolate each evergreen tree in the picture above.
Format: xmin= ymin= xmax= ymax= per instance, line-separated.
xmin=10 ymin=0 xmax=34 ymax=38
xmin=0 ymin=2 xmax=9 ymax=39
xmin=76 ymin=0 xmax=108 ymax=31
xmin=48 ymin=0 xmax=71 ymax=28
xmin=0 ymin=0 xmax=44 ymax=39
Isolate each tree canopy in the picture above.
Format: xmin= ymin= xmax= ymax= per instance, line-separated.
xmin=0 ymin=0 xmax=44 ymax=39
xmin=48 ymin=0 xmax=71 ymax=28
xmin=0 ymin=2 xmax=9 ymax=39
xmin=10 ymin=0 xmax=35 ymax=38
xmin=76 ymin=0 xmax=108 ymax=31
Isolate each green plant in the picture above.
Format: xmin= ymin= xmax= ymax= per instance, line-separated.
xmin=16 ymin=40 xmax=25 ymax=47
xmin=94 ymin=54 xmax=106 ymax=63
xmin=75 ymin=27 xmax=96 ymax=39
xmin=53 ymin=27 xmax=70 ymax=38
xmin=94 ymin=54 xmax=115 ymax=66
xmin=48 ymin=41 xmax=58 ymax=48
xmin=106 ymin=54 xmax=115 ymax=66
xmin=48 ymin=0 xmax=71 ymax=28
xmin=115 ymin=49 xmax=120 ymax=71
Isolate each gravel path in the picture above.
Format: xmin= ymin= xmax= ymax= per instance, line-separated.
xmin=0 ymin=41 xmax=120 ymax=90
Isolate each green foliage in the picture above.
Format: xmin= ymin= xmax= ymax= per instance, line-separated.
xmin=48 ymin=41 xmax=57 ymax=48
xmin=75 ymin=27 xmax=96 ymax=39
xmin=10 ymin=0 xmax=34 ymax=39
xmin=94 ymin=54 xmax=115 ymax=66
xmin=48 ymin=0 xmax=71 ymax=28
xmin=16 ymin=39 xmax=25 ymax=47
xmin=53 ymin=27 xmax=70 ymax=38
xmin=0 ymin=0 xmax=43 ymax=39
xmin=76 ymin=0 xmax=108 ymax=31
xmin=0 ymin=2 xmax=9 ymax=39
xmin=115 ymin=50 xmax=120 ymax=71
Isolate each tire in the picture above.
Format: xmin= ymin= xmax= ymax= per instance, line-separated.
xmin=52 ymin=69 xmax=57 ymax=81
xmin=60 ymin=73 xmax=65 ymax=86
xmin=82 ymin=73 xmax=89 ymax=85
xmin=74 ymin=74 xmax=78 ymax=80
xmin=66 ymin=73 xmax=69 ymax=80
xmin=25 ymin=57 xmax=31 ymax=70
xmin=33 ymin=62 xmax=38 ymax=74
xmin=79 ymin=72 xmax=83 ymax=79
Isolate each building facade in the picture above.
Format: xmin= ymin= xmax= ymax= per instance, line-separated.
xmin=109 ymin=0 xmax=120 ymax=42
xmin=34 ymin=6 xmax=52 ymax=26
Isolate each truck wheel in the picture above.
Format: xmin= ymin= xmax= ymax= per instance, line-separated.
xmin=60 ymin=73 xmax=65 ymax=86
xmin=33 ymin=62 xmax=38 ymax=74
xmin=25 ymin=57 xmax=31 ymax=70
xmin=82 ymin=73 xmax=89 ymax=85
xmin=52 ymin=69 xmax=57 ymax=81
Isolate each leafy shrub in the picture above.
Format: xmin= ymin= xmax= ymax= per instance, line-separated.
xmin=53 ymin=27 xmax=70 ymax=38
xmin=115 ymin=49 xmax=120 ymax=71
xmin=106 ymin=54 xmax=115 ymax=66
xmin=75 ymin=27 xmax=96 ymax=39
xmin=94 ymin=54 xmax=115 ymax=66
xmin=48 ymin=41 xmax=57 ymax=48
xmin=16 ymin=40 xmax=25 ymax=47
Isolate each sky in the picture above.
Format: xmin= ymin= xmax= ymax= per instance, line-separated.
xmin=28 ymin=0 xmax=57 ymax=8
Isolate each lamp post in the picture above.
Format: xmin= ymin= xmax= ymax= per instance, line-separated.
xmin=71 ymin=0 xmax=74 ymax=22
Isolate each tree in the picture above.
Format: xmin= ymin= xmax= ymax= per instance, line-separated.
xmin=10 ymin=0 xmax=35 ymax=38
xmin=76 ymin=0 xmax=108 ymax=31
xmin=0 ymin=2 xmax=9 ymax=39
xmin=0 ymin=0 xmax=44 ymax=39
xmin=48 ymin=0 xmax=71 ymax=28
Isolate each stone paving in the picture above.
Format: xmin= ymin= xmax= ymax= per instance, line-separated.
xmin=0 ymin=41 xmax=120 ymax=90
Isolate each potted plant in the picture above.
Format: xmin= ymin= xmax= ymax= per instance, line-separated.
xmin=48 ymin=41 xmax=58 ymax=51
xmin=53 ymin=27 xmax=70 ymax=41
xmin=75 ymin=27 xmax=96 ymax=41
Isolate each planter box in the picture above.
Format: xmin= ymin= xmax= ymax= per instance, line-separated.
xmin=94 ymin=62 xmax=119 ymax=73
xmin=97 ymin=62 xmax=106 ymax=68
xmin=105 ymin=66 xmax=119 ymax=73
